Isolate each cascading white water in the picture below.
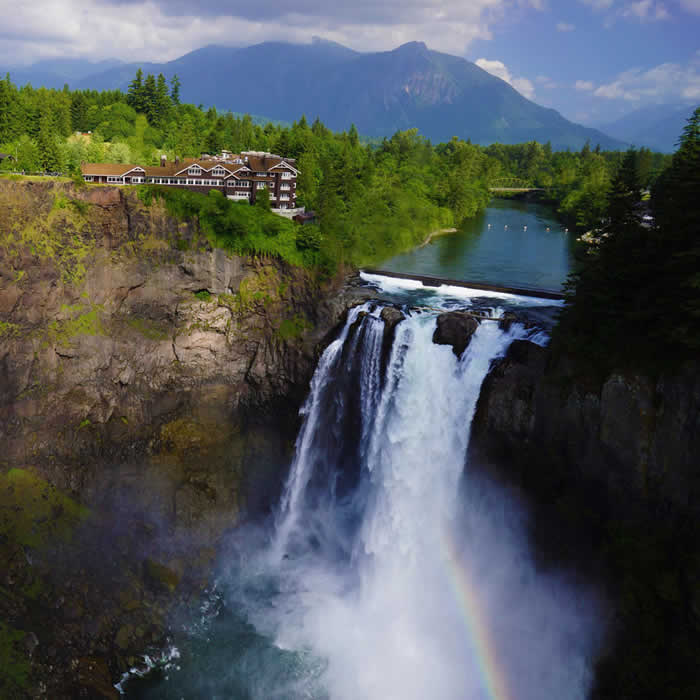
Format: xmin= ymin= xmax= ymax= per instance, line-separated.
xmin=227 ymin=302 xmax=603 ymax=700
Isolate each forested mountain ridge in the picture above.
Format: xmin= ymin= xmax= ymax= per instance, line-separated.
xmin=18 ymin=40 xmax=625 ymax=150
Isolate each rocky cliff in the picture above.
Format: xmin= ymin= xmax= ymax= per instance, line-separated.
xmin=472 ymin=339 xmax=700 ymax=699
xmin=473 ymin=340 xmax=700 ymax=511
xmin=0 ymin=180 xmax=368 ymax=697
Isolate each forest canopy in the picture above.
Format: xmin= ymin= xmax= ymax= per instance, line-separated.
xmin=0 ymin=70 xmax=677 ymax=270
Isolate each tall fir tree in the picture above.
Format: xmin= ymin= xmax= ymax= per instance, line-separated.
xmin=126 ymin=68 xmax=145 ymax=113
xmin=154 ymin=73 xmax=171 ymax=129
xmin=170 ymin=74 xmax=181 ymax=105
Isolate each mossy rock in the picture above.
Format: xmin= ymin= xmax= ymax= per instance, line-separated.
xmin=143 ymin=559 xmax=181 ymax=594
xmin=159 ymin=419 xmax=223 ymax=455
xmin=0 ymin=468 xmax=89 ymax=549
xmin=0 ymin=621 xmax=30 ymax=696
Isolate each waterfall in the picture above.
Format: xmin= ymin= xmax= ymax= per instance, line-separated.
xmin=229 ymin=304 xmax=601 ymax=700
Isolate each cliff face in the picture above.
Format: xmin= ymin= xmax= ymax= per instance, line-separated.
xmin=473 ymin=340 xmax=700 ymax=511
xmin=0 ymin=181 xmax=359 ymax=490
xmin=472 ymin=341 xmax=700 ymax=699
xmin=0 ymin=180 xmax=369 ymax=697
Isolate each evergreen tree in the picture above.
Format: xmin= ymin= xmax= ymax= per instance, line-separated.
xmin=603 ymin=148 xmax=642 ymax=238
xmin=0 ymin=74 xmax=21 ymax=142
xmin=143 ymin=73 xmax=157 ymax=123
xmin=37 ymin=109 xmax=62 ymax=171
xmin=170 ymin=74 xmax=181 ymax=105
xmin=154 ymin=73 xmax=171 ymax=129
xmin=126 ymin=68 xmax=145 ymax=113
xmin=70 ymin=92 xmax=89 ymax=132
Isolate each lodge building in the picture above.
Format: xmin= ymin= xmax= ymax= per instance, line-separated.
xmin=80 ymin=151 xmax=299 ymax=210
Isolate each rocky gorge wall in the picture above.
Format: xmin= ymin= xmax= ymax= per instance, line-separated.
xmin=472 ymin=339 xmax=700 ymax=699
xmin=0 ymin=180 xmax=368 ymax=697
xmin=473 ymin=340 xmax=700 ymax=512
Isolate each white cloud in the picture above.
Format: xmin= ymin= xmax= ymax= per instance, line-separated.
xmin=575 ymin=80 xmax=596 ymax=91
xmin=578 ymin=0 xmax=614 ymax=9
xmin=593 ymin=58 xmax=700 ymax=101
xmin=620 ymin=0 xmax=670 ymax=20
xmin=475 ymin=58 xmax=536 ymax=99
xmin=0 ymin=0 xmax=548 ymax=66
xmin=678 ymin=0 xmax=700 ymax=13
xmin=536 ymin=75 xmax=558 ymax=88
xmin=556 ymin=21 xmax=576 ymax=30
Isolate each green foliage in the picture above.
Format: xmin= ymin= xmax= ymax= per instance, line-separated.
xmin=194 ymin=290 xmax=212 ymax=301
xmin=138 ymin=186 xmax=311 ymax=267
xmin=127 ymin=317 xmax=171 ymax=340
xmin=0 ymin=622 xmax=30 ymax=695
xmin=0 ymin=321 xmax=20 ymax=338
xmin=554 ymin=108 xmax=700 ymax=374
xmin=48 ymin=305 xmax=104 ymax=345
xmin=254 ymin=185 xmax=271 ymax=211
xmin=0 ymin=468 xmax=89 ymax=549
xmin=277 ymin=314 xmax=311 ymax=341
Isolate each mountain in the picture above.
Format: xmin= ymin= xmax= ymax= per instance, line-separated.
xmin=22 ymin=40 xmax=624 ymax=149
xmin=595 ymin=103 xmax=697 ymax=153
xmin=2 ymin=58 xmax=123 ymax=89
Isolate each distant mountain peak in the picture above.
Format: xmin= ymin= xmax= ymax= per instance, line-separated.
xmin=394 ymin=41 xmax=429 ymax=53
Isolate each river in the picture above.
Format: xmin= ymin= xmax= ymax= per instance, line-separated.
xmin=380 ymin=198 xmax=575 ymax=291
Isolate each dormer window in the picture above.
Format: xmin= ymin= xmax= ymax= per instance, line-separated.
xmin=188 ymin=166 xmax=202 ymax=175
xmin=211 ymin=167 xmax=226 ymax=176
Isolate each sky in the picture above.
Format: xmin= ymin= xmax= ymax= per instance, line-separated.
xmin=0 ymin=0 xmax=698 ymax=126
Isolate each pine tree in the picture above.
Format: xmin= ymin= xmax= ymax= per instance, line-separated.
xmin=70 ymin=92 xmax=89 ymax=132
xmin=37 ymin=109 xmax=61 ymax=171
xmin=127 ymin=68 xmax=145 ymax=113
xmin=154 ymin=73 xmax=171 ymax=129
xmin=170 ymin=74 xmax=181 ymax=105
xmin=143 ymin=73 xmax=157 ymax=123
xmin=0 ymin=74 xmax=20 ymax=142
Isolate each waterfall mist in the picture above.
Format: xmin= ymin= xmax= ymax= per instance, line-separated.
xmin=215 ymin=301 xmax=603 ymax=700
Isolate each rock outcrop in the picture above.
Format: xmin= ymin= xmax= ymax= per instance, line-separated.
xmin=432 ymin=311 xmax=479 ymax=357
xmin=473 ymin=340 xmax=700 ymax=511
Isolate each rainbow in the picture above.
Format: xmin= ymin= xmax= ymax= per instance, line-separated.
xmin=440 ymin=529 xmax=512 ymax=700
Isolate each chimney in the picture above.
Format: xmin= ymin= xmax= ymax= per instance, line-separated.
xmin=160 ymin=154 xmax=166 ymax=167
xmin=175 ymin=156 xmax=180 ymax=165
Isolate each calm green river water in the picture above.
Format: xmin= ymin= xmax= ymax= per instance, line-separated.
xmin=380 ymin=198 xmax=575 ymax=290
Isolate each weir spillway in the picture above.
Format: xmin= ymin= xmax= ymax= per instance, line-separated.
xmin=361 ymin=268 xmax=566 ymax=301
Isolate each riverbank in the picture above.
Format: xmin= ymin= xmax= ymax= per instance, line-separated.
xmin=417 ymin=227 xmax=457 ymax=248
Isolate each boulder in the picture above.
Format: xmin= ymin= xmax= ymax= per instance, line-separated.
xmin=432 ymin=312 xmax=479 ymax=357
xmin=498 ymin=311 xmax=518 ymax=331
xmin=380 ymin=306 xmax=405 ymax=332
xmin=380 ymin=306 xmax=406 ymax=375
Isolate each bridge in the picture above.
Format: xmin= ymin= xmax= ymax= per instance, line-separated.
xmin=361 ymin=269 xmax=565 ymax=301
xmin=488 ymin=177 xmax=544 ymax=194
xmin=489 ymin=187 xmax=545 ymax=194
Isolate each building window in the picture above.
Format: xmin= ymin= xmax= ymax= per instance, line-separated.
xmin=281 ymin=172 xmax=292 ymax=179
xmin=212 ymin=168 xmax=226 ymax=176
xmin=107 ymin=176 xmax=124 ymax=183
xmin=188 ymin=167 xmax=202 ymax=175
xmin=280 ymin=183 xmax=290 ymax=190
xmin=257 ymin=182 xmax=266 ymax=189
xmin=83 ymin=175 xmax=94 ymax=182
